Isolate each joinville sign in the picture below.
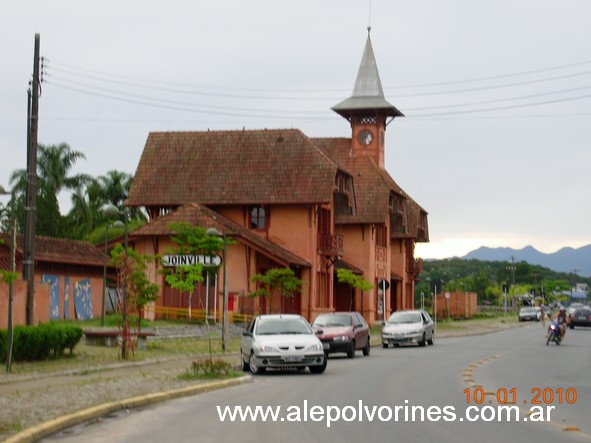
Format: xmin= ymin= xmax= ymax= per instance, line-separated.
xmin=161 ymin=254 xmax=221 ymax=267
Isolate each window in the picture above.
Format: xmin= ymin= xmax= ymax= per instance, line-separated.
xmin=375 ymin=225 xmax=387 ymax=247
xmin=334 ymin=172 xmax=355 ymax=216
xmin=250 ymin=206 xmax=267 ymax=230
xmin=389 ymin=193 xmax=406 ymax=234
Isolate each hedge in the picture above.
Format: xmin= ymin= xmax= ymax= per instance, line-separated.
xmin=0 ymin=323 xmax=83 ymax=362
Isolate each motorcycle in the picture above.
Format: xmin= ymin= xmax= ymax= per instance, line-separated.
xmin=546 ymin=321 xmax=561 ymax=345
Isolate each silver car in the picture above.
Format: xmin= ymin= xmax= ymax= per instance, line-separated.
xmin=240 ymin=314 xmax=327 ymax=374
xmin=381 ymin=310 xmax=435 ymax=348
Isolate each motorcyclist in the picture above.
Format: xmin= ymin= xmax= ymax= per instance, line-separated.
xmin=554 ymin=307 xmax=569 ymax=340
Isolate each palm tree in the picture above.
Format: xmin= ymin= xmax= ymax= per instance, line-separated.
xmin=97 ymin=170 xmax=132 ymax=209
xmin=10 ymin=143 xmax=91 ymax=237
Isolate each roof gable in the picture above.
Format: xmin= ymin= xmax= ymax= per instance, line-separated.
xmin=131 ymin=203 xmax=310 ymax=268
xmin=312 ymin=137 xmax=428 ymax=236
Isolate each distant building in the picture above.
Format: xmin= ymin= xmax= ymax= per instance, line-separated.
xmin=0 ymin=234 xmax=109 ymax=327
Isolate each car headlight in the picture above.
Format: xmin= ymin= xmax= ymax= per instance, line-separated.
xmin=333 ymin=335 xmax=350 ymax=342
xmin=258 ymin=345 xmax=279 ymax=353
xmin=305 ymin=343 xmax=323 ymax=352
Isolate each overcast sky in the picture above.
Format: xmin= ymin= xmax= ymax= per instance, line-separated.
xmin=2 ymin=1 xmax=590 ymax=260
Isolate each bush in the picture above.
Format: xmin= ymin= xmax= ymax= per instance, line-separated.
xmin=179 ymin=358 xmax=234 ymax=379
xmin=1 ymin=323 xmax=84 ymax=362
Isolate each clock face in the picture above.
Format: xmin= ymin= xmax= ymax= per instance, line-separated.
xmin=357 ymin=129 xmax=374 ymax=146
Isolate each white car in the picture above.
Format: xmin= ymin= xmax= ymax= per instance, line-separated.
xmin=381 ymin=310 xmax=435 ymax=348
xmin=240 ymin=314 xmax=327 ymax=374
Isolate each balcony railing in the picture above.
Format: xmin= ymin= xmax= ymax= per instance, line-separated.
xmin=317 ymin=233 xmax=344 ymax=257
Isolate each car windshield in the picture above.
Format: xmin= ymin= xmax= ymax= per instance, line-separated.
xmin=312 ymin=314 xmax=352 ymax=327
xmin=255 ymin=318 xmax=312 ymax=335
xmin=387 ymin=312 xmax=422 ymax=324
xmin=520 ymin=308 xmax=535 ymax=313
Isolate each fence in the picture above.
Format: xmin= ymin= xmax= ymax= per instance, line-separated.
xmin=151 ymin=305 xmax=253 ymax=324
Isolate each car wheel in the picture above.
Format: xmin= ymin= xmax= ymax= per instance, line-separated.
xmin=249 ymin=352 xmax=266 ymax=375
xmin=427 ymin=331 xmax=434 ymax=345
xmin=362 ymin=339 xmax=370 ymax=356
xmin=242 ymin=357 xmax=250 ymax=372
xmin=309 ymin=355 xmax=327 ymax=374
xmin=347 ymin=341 xmax=356 ymax=358
xmin=382 ymin=343 xmax=388 ymax=349
xmin=418 ymin=333 xmax=426 ymax=347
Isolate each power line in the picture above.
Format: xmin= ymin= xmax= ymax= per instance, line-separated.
xmin=47 ymin=58 xmax=591 ymax=95
xmin=43 ymin=57 xmax=591 ymax=121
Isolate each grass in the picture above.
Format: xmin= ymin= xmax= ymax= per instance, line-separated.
xmin=3 ymin=335 xmax=243 ymax=377
xmin=435 ymin=312 xmax=518 ymax=331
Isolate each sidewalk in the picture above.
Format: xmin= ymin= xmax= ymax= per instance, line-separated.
xmin=0 ymin=352 xmax=245 ymax=443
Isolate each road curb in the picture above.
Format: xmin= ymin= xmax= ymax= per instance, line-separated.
xmin=3 ymin=375 xmax=253 ymax=443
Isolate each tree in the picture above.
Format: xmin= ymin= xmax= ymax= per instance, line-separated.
xmin=336 ymin=269 xmax=372 ymax=311
xmin=10 ymin=143 xmax=90 ymax=236
xmin=249 ymin=268 xmax=302 ymax=314
xmin=161 ymin=222 xmax=225 ymax=362
xmin=110 ymin=244 xmax=159 ymax=358
xmin=65 ymin=171 xmax=141 ymax=240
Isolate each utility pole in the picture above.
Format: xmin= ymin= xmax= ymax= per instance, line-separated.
xmin=24 ymin=34 xmax=41 ymax=325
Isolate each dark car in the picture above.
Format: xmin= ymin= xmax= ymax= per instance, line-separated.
xmin=312 ymin=312 xmax=370 ymax=358
xmin=569 ymin=307 xmax=591 ymax=329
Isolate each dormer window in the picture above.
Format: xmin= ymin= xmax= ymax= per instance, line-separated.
xmin=334 ymin=172 xmax=356 ymax=216
xmin=250 ymin=206 xmax=267 ymax=230
xmin=389 ymin=193 xmax=406 ymax=235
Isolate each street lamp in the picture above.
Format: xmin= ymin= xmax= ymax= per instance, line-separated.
xmin=101 ymin=205 xmax=122 ymax=326
xmin=206 ymin=227 xmax=228 ymax=352
xmin=0 ymin=185 xmax=16 ymax=372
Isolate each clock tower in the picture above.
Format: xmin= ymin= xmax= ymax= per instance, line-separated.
xmin=332 ymin=28 xmax=403 ymax=169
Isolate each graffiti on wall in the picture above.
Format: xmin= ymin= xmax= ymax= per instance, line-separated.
xmin=64 ymin=276 xmax=70 ymax=320
xmin=74 ymin=278 xmax=94 ymax=320
xmin=42 ymin=275 xmax=60 ymax=320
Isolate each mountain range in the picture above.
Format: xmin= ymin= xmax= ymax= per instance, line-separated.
xmin=462 ymin=244 xmax=591 ymax=277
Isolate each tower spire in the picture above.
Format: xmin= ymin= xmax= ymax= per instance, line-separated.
xmin=331 ymin=28 xmax=403 ymax=169
xmin=331 ymin=31 xmax=403 ymax=120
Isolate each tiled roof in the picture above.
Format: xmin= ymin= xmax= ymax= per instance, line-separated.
xmin=0 ymin=234 xmax=106 ymax=267
xmin=130 ymin=203 xmax=310 ymax=268
xmin=127 ymin=129 xmax=338 ymax=207
xmin=312 ymin=137 xmax=428 ymax=239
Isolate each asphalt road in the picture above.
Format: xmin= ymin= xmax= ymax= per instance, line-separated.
xmin=43 ymin=324 xmax=591 ymax=443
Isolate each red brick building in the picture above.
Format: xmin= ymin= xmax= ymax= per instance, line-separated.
xmin=125 ymin=31 xmax=429 ymax=325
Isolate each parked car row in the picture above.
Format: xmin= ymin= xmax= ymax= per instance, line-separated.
xmin=240 ymin=309 xmax=435 ymax=375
